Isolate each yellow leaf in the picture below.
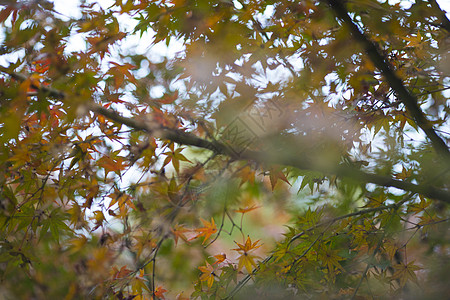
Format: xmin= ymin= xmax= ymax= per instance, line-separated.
xmin=319 ymin=245 xmax=344 ymax=272
xmin=198 ymin=261 xmax=215 ymax=288
xmin=212 ymin=253 xmax=227 ymax=265
xmin=232 ymin=236 xmax=262 ymax=273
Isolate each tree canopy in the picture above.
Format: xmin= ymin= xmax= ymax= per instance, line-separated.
xmin=0 ymin=0 xmax=449 ymax=299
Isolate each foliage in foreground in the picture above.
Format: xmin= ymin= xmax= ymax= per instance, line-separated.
xmin=0 ymin=0 xmax=449 ymax=299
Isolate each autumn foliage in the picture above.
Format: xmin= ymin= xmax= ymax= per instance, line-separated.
xmin=0 ymin=0 xmax=449 ymax=299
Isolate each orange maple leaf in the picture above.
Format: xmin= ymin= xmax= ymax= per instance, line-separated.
xmin=171 ymin=224 xmax=190 ymax=245
xmin=153 ymin=286 xmax=167 ymax=299
xmin=235 ymin=205 xmax=261 ymax=214
xmin=98 ymin=155 xmax=126 ymax=177
xmin=192 ymin=218 xmax=217 ymax=244
xmin=212 ymin=253 xmax=227 ymax=265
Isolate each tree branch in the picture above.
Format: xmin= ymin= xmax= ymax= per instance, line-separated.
xmin=325 ymin=0 xmax=450 ymax=159
xmin=1 ymin=69 xmax=449 ymax=202
xmin=90 ymin=104 xmax=450 ymax=203
xmin=0 ymin=66 xmax=65 ymax=99
xmin=429 ymin=0 xmax=450 ymax=32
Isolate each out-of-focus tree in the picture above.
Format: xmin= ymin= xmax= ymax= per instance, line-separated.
xmin=0 ymin=0 xmax=449 ymax=299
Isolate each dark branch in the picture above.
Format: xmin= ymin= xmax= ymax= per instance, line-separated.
xmin=0 ymin=66 xmax=66 ymax=99
xmin=429 ymin=0 xmax=450 ymax=32
xmin=325 ymin=0 xmax=450 ymax=159
xmin=2 ymin=69 xmax=449 ymax=203
xmin=90 ymin=104 xmax=450 ymax=203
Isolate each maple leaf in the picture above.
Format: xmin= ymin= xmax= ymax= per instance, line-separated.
xmin=153 ymin=286 xmax=167 ymax=299
xmin=198 ymin=261 xmax=216 ymax=288
xmin=108 ymin=189 xmax=136 ymax=211
xmin=238 ymin=165 xmax=255 ymax=186
xmin=319 ymin=245 xmax=344 ymax=272
xmin=97 ymin=155 xmax=126 ymax=178
xmin=158 ymin=91 xmax=179 ymax=105
xmin=67 ymin=203 xmax=86 ymax=228
xmin=403 ymin=32 xmax=423 ymax=48
xmin=408 ymin=196 xmax=431 ymax=215
xmin=391 ymin=261 xmax=422 ymax=287
xmin=383 ymin=240 xmax=403 ymax=261
xmin=212 ymin=253 xmax=227 ymax=265
xmin=111 ymin=265 xmax=132 ymax=279
xmin=418 ymin=214 xmax=440 ymax=227
xmin=107 ymin=62 xmax=137 ymax=89
xmin=192 ymin=218 xmax=217 ymax=244
xmin=90 ymin=210 xmax=106 ymax=230
xmin=68 ymin=235 xmax=88 ymax=253
xmin=162 ymin=147 xmax=192 ymax=173
xmin=171 ymin=224 xmax=190 ymax=245
xmin=363 ymin=194 xmax=387 ymax=208
xmin=394 ymin=166 xmax=412 ymax=180
xmin=268 ymin=167 xmax=290 ymax=190
xmin=232 ymin=236 xmax=262 ymax=273
xmin=235 ymin=205 xmax=261 ymax=214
